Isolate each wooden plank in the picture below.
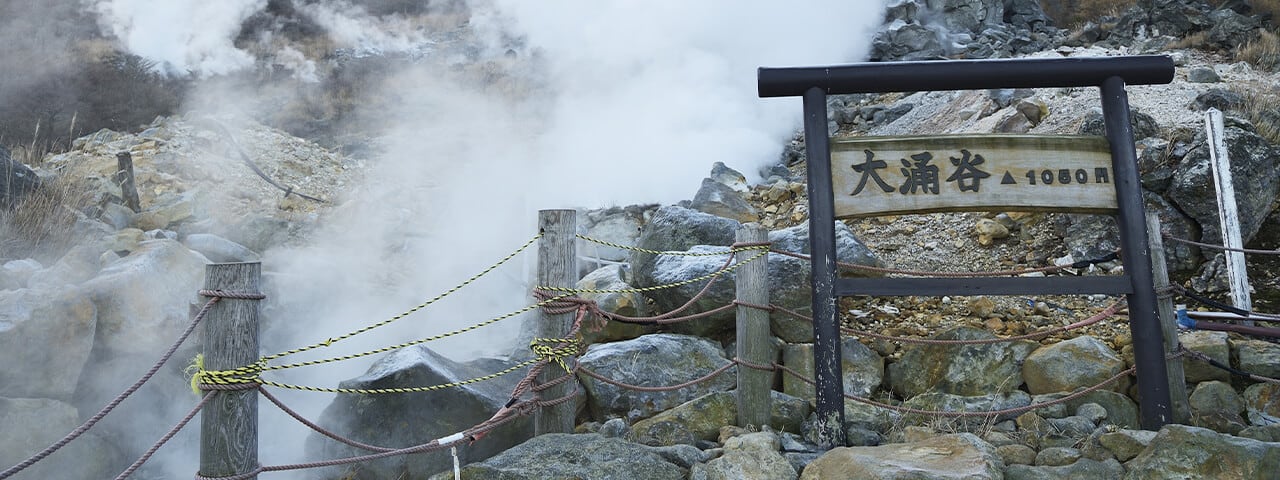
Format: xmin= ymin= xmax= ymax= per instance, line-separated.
xmin=735 ymin=223 xmax=771 ymax=429
xmin=1146 ymin=212 xmax=1191 ymax=424
xmin=199 ymin=263 xmax=261 ymax=480
xmin=831 ymin=135 xmax=1117 ymax=217
xmin=836 ymin=275 xmax=1133 ymax=297
xmin=534 ymin=210 xmax=577 ymax=435
xmin=1205 ymin=109 xmax=1253 ymax=325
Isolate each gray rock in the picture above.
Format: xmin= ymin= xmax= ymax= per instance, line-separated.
xmin=769 ymin=390 xmax=813 ymax=435
xmin=871 ymin=22 xmax=947 ymax=61
xmin=1239 ymin=424 xmax=1280 ymax=442
xmin=997 ymin=443 xmax=1037 ymax=465
xmin=639 ymin=222 xmax=879 ymax=339
xmin=575 ymin=265 xmax=648 ymax=345
xmin=1123 ymin=424 xmax=1280 ymax=479
xmin=0 ymin=397 xmax=120 ymax=480
xmin=1098 ymin=428 xmax=1157 ymax=461
xmin=799 ymin=433 xmax=1003 ymax=480
xmin=781 ymin=340 xmax=884 ymax=402
xmin=1056 ymin=192 xmax=1200 ymax=273
xmin=0 ymin=287 xmax=96 ymax=400
xmin=650 ymin=444 xmax=707 ymax=469
xmin=708 ymin=162 xmax=749 ymax=192
xmin=599 ymin=417 xmax=629 ymax=438
xmin=1193 ymin=89 xmax=1244 ymax=111
xmin=1243 ymin=383 xmax=1280 ymax=426
xmin=1022 ymin=336 xmax=1125 ymax=395
xmin=577 ymin=205 xmax=651 ymax=268
xmin=1 ymin=152 xmax=41 ymax=208
xmin=1006 ymin=458 xmax=1124 ymax=480
xmin=310 ymin=345 xmax=535 ymax=480
xmin=81 ymin=239 xmax=206 ymax=355
xmin=578 ymin=334 xmax=735 ymax=421
xmin=900 ymin=391 xmax=1033 ymax=428
xmin=440 ymin=433 xmax=685 ymax=480
xmin=629 ymin=205 xmax=739 ymax=290
xmin=692 ymin=430 xmax=797 ymax=480
xmin=887 ymin=326 xmax=1036 ymax=398
xmin=1187 ymin=66 xmax=1221 ymax=83
xmin=1077 ymin=108 xmax=1161 ymax=140
xmin=1035 ymin=446 xmax=1081 ymax=466
xmin=0 ymin=258 xmax=41 ymax=289
xmin=1233 ymin=339 xmax=1280 ymax=380
xmin=98 ymin=202 xmax=135 ymax=230
xmin=1206 ymin=8 xmax=1261 ymax=48
xmin=690 ymin=178 xmax=759 ymax=223
xmin=1032 ymin=389 xmax=1140 ymax=429
xmin=1076 ymin=403 xmax=1108 ymax=424
xmin=1168 ymin=125 xmax=1280 ymax=247
xmin=1181 ymin=330 xmax=1232 ymax=383
xmin=181 ymin=233 xmax=259 ymax=262
xmin=1189 ymin=380 xmax=1246 ymax=415
xmin=629 ymin=391 xmax=736 ymax=446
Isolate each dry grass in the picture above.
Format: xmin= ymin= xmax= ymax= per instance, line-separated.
xmin=1239 ymin=86 xmax=1280 ymax=144
xmin=1236 ymin=29 xmax=1280 ymax=71
xmin=0 ymin=160 xmax=100 ymax=262
xmin=1250 ymin=0 xmax=1280 ymax=22
xmin=1171 ymin=31 xmax=1213 ymax=50
xmin=1043 ymin=0 xmax=1138 ymax=29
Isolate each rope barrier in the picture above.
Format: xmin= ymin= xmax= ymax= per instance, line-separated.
xmin=0 ymin=294 xmax=226 ymax=480
xmin=259 ymin=233 xmax=542 ymax=364
xmin=576 ymin=235 xmax=772 ymax=256
xmin=537 ymin=247 xmax=769 ymax=294
xmin=114 ymin=393 xmax=214 ymax=480
xmin=1162 ymin=234 xmax=1280 ymax=255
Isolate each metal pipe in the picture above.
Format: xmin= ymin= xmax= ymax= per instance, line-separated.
xmin=758 ymin=55 xmax=1174 ymax=97
xmin=1101 ymin=76 xmax=1173 ymax=430
xmin=1184 ymin=320 xmax=1280 ymax=339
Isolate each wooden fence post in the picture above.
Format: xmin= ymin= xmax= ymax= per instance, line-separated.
xmin=115 ymin=151 xmax=141 ymax=213
xmin=535 ymin=209 xmax=577 ymax=435
xmin=736 ymin=223 xmax=772 ymax=428
xmin=1204 ymin=109 xmax=1253 ymax=325
xmin=1146 ymin=213 xmax=1191 ymax=424
xmin=199 ymin=262 xmax=261 ymax=479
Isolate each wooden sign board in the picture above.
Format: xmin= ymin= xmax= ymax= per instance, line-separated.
xmin=831 ymin=135 xmax=1117 ymax=217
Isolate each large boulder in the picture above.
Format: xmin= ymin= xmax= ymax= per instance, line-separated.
xmin=628 ymin=391 xmax=812 ymax=447
xmin=439 ymin=433 xmax=686 ymax=480
xmin=309 ymin=345 xmax=535 ymax=480
xmin=887 ymin=326 xmax=1036 ymax=398
xmin=1167 ymin=124 xmax=1280 ymax=247
xmin=0 ymin=397 xmax=119 ymax=480
xmin=1243 ymin=383 xmax=1280 ymax=427
xmin=900 ymin=391 xmax=1032 ymax=427
xmin=1005 ymin=458 xmax=1124 ymax=480
xmin=577 ymin=205 xmax=652 ymax=276
xmin=1181 ymin=330 xmax=1232 ymax=383
xmin=1032 ymin=389 xmax=1140 ymax=429
xmin=1022 ymin=336 xmax=1125 ymax=395
xmin=1123 ymin=424 xmax=1280 ymax=479
xmin=575 ymin=265 xmax=648 ymax=345
xmin=639 ymin=221 xmax=880 ymax=339
xmin=799 ymin=433 xmax=1004 ymax=480
xmin=0 ymin=286 xmax=95 ymax=400
xmin=781 ymin=340 xmax=884 ymax=401
xmin=81 ymin=239 xmax=207 ymax=355
xmin=577 ymin=334 xmax=735 ymax=421
xmin=629 ymin=205 xmax=740 ymax=290
xmin=1232 ymin=339 xmax=1280 ymax=380
xmin=690 ymin=177 xmax=759 ymax=223
xmin=691 ymin=430 xmax=798 ymax=480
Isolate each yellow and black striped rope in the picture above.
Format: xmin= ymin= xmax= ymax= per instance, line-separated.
xmin=260 ymin=293 xmax=573 ymax=372
xmin=259 ymin=233 xmax=542 ymax=363
xmin=255 ymin=358 xmax=541 ymax=394
xmin=530 ymin=338 xmax=583 ymax=373
xmin=576 ymin=234 xmax=770 ymax=257
xmin=537 ymin=248 xmax=769 ymax=295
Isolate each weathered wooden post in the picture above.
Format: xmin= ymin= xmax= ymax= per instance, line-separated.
xmin=735 ymin=223 xmax=772 ymax=428
xmin=115 ymin=151 xmax=141 ymax=213
xmin=1146 ymin=212 xmax=1191 ymax=424
xmin=535 ymin=209 xmax=577 ymax=435
xmin=199 ymin=262 xmax=261 ymax=479
xmin=1205 ymin=109 xmax=1253 ymax=325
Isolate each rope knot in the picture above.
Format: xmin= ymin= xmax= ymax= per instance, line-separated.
xmin=187 ymin=354 xmax=264 ymax=394
xmin=529 ymin=338 xmax=581 ymax=374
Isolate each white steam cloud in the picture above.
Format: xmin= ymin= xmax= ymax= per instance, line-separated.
xmin=88 ymin=0 xmax=267 ymax=76
xmin=85 ymin=0 xmax=888 ymax=476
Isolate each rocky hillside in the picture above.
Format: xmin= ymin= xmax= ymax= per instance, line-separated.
xmin=2 ymin=0 xmax=1280 ymax=479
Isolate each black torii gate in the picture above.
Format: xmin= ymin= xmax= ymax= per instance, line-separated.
xmin=758 ymin=55 xmax=1176 ymax=447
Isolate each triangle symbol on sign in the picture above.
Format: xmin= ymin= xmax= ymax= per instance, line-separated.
xmin=1001 ymin=171 xmax=1016 ymax=184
